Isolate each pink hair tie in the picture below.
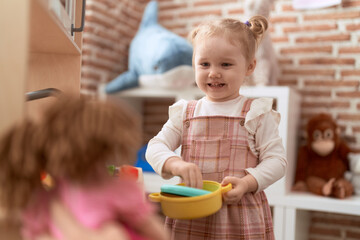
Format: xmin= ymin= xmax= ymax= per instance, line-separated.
xmin=245 ymin=21 xmax=251 ymax=27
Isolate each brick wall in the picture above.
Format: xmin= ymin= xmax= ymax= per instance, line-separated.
xmin=143 ymin=98 xmax=175 ymax=144
xmin=156 ymin=0 xmax=360 ymax=151
xmin=81 ymin=0 xmax=360 ymax=238
xmin=309 ymin=211 xmax=360 ymax=240
xmin=82 ymin=0 xmax=360 ymax=150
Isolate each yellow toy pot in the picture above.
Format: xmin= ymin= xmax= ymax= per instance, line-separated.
xmin=148 ymin=180 xmax=232 ymax=219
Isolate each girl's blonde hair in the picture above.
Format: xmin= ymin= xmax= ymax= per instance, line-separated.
xmin=0 ymin=95 xmax=141 ymax=217
xmin=189 ymin=15 xmax=268 ymax=62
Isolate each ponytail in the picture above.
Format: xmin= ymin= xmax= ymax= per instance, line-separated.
xmin=247 ymin=15 xmax=268 ymax=47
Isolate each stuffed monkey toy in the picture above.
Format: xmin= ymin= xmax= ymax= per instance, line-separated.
xmin=293 ymin=113 xmax=354 ymax=199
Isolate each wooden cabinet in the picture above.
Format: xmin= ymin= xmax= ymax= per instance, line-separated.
xmin=0 ymin=0 xmax=83 ymax=135
xmin=0 ymin=0 xmax=83 ymax=238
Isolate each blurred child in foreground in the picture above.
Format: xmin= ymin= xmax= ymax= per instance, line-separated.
xmin=0 ymin=96 xmax=168 ymax=240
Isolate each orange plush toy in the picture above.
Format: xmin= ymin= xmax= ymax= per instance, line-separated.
xmin=293 ymin=113 xmax=354 ymax=199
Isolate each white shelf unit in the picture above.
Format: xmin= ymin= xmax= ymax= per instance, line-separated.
xmin=116 ymin=86 xmax=360 ymax=240
xmin=274 ymin=193 xmax=360 ymax=240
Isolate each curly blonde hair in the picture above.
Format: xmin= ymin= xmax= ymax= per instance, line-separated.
xmin=189 ymin=15 xmax=268 ymax=63
xmin=0 ymin=95 xmax=141 ymax=217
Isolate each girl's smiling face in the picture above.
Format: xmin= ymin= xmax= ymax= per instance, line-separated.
xmin=193 ymin=36 xmax=255 ymax=102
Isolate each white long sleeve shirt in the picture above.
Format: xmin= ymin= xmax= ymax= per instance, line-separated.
xmin=146 ymin=95 xmax=287 ymax=193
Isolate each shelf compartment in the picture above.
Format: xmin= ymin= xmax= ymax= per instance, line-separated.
xmin=30 ymin=0 xmax=81 ymax=54
xmin=116 ymin=86 xmax=204 ymax=101
xmin=271 ymin=192 xmax=360 ymax=216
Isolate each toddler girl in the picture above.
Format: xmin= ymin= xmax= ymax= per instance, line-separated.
xmin=146 ymin=16 xmax=287 ymax=239
xmin=0 ymin=96 xmax=168 ymax=240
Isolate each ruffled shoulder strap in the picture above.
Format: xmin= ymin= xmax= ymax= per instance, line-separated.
xmin=240 ymin=98 xmax=255 ymax=118
xmin=244 ymin=97 xmax=280 ymax=135
xmin=185 ymin=100 xmax=197 ymax=119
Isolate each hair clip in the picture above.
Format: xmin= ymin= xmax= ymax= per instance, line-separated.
xmin=245 ymin=21 xmax=251 ymax=27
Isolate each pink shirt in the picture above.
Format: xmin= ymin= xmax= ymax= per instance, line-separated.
xmin=22 ymin=177 xmax=154 ymax=240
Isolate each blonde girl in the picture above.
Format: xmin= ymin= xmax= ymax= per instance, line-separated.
xmin=146 ymin=16 xmax=286 ymax=239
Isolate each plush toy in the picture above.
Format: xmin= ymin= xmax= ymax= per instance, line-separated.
xmin=244 ymin=0 xmax=279 ymax=86
xmin=293 ymin=113 xmax=354 ymax=199
xmin=105 ymin=1 xmax=194 ymax=93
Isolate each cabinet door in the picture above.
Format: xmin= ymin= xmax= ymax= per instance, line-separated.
xmin=26 ymin=53 xmax=81 ymax=120
xmin=26 ymin=0 xmax=83 ymax=120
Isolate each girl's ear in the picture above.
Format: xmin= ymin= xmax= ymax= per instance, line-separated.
xmin=246 ymin=59 xmax=256 ymax=76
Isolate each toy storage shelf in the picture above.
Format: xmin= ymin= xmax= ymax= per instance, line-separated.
xmin=115 ymin=86 xmax=204 ymax=101
xmin=273 ymin=192 xmax=360 ymax=215
xmin=273 ymin=193 xmax=360 ymax=240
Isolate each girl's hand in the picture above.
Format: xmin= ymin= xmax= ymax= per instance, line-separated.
xmin=221 ymin=174 xmax=258 ymax=204
xmin=221 ymin=176 xmax=247 ymax=204
xmin=163 ymin=156 xmax=203 ymax=189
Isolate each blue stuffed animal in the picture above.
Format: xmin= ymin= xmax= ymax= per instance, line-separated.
xmin=105 ymin=1 xmax=194 ymax=93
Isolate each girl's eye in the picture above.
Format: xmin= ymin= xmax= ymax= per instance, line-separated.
xmin=200 ymin=62 xmax=210 ymax=67
xmin=222 ymin=63 xmax=232 ymax=67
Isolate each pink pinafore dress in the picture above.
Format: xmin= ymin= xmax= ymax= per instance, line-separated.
xmin=165 ymin=98 xmax=274 ymax=240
